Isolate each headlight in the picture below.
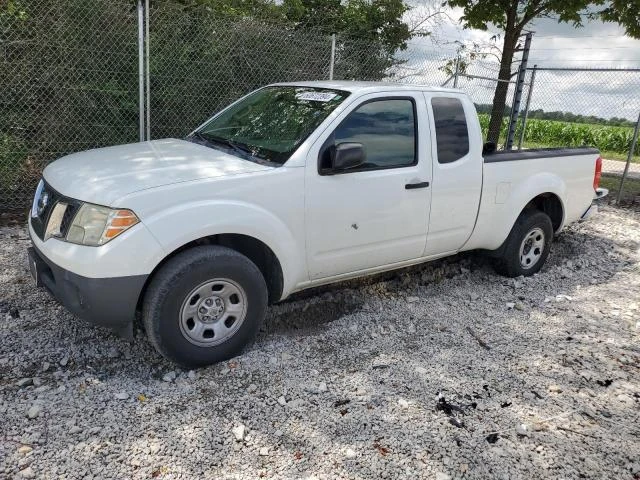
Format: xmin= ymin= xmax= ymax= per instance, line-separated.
xmin=66 ymin=203 xmax=139 ymax=246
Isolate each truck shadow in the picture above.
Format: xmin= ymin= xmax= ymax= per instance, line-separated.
xmin=261 ymin=221 xmax=630 ymax=339
xmin=261 ymin=297 xmax=363 ymax=336
xmin=3 ymin=218 xmax=633 ymax=375
xmin=262 ymin=251 xmax=483 ymax=337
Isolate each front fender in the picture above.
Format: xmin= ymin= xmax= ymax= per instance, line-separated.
xmin=142 ymin=200 xmax=304 ymax=297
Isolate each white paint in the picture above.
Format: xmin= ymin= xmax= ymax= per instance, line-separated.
xmin=31 ymin=81 xmax=599 ymax=301
xmin=422 ymin=91 xmax=483 ymax=257
xmin=304 ymin=90 xmax=432 ymax=279
xmin=42 ymin=138 xmax=270 ymax=206
xmin=495 ymin=182 xmax=511 ymax=204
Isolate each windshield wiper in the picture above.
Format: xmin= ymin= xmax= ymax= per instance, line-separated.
xmin=189 ymin=130 xmax=216 ymax=148
xmin=188 ymin=131 xmax=281 ymax=167
xmin=208 ymin=135 xmax=255 ymax=157
xmin=189 ymin=131 xmax=265 ymax=162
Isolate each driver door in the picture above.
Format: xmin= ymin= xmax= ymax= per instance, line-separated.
xmin=304 ymin=92 xmax=432 ymax=280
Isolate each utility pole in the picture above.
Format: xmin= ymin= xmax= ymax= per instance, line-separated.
xmin=505 ymin=31 xmax=533 ymax=150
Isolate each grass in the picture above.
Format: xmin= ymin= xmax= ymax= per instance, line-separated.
xmin=600 ymin=174 xmax=640 ymax=205
xmin=478 ymin=114 xmax=640 ymax=164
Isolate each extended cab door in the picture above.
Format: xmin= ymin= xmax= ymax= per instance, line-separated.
xmin=304 ymin=92 xmax=432 ymax=280
xmin=423 ymin=94 xmax=483 ymax=256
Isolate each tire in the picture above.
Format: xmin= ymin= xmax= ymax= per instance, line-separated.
xmin=142 ymin=245 xmax=268 ymax=367
xmin=493 ymin=209 xmax=553 ymax=278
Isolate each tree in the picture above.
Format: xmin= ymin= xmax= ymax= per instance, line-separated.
xmin=280 ymin=0 xmax=415 ymax=80
xmin=446 ymin=0 xmax=640 ymax=145
xmin=177 ymin=0 xmax=419 ymax=80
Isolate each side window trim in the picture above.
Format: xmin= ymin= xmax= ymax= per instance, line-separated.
xmin=317 ymin=95 xmax=419 ymax=175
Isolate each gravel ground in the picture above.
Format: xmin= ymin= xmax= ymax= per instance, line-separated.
xmin=1 ymin=206 xmax=639 ymax=480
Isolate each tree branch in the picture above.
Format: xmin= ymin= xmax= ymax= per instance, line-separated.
xmin=518 ymin=0 xmax=547 ymax=29
xmin=408 ymin=11 xmax=448 ymax=35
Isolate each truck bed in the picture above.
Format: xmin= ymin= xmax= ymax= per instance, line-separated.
xmin=463 ymin=146 xmax=600 ymax=252
xmin=484 ymin=147 xmax=599 ymax=163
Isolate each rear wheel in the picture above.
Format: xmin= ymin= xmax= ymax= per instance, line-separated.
xmin=143 ymin=246 xmax=268 ymax=367
xmin=493 ymin=209 xmax=553 ymax=277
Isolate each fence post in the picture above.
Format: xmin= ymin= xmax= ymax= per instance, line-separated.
xmin=145 ymin=0 xmax=150 ymax=141
xmin=517 ymin=65 xmax=537 ymax=150
xmin=616 ymin=111 xmax=640 ymax=204
xmin=137 ymin=0 xmax=145 ymax=142
xmin=329 ymin=34 xmax=336 ymax=80
xmin=505 ymin=31 xmax=532 ymax=150
xmin=453 ymin=55 xmax=460 ymax=88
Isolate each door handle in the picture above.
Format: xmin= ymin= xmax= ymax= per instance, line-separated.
xmin=405 ymin=181 xmax=429 ymax=189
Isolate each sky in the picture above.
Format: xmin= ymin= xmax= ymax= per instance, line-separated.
xmin=398 ymin=3 xmax=640 ymax=121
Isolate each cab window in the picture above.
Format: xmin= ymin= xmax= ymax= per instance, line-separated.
xmin=431 ymin=97 xmax=469 ymax=164
xmin=321 ymin=98 xmax=417 ymax=171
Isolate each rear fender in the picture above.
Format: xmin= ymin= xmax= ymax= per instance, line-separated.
xmin=465 ymin=172 xmax=566 ymax=251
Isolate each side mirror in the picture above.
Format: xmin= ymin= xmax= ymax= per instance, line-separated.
xmin=331 ymin=142 xmax=365 ymax=171
xmin=482 ymin=141 xmax=497 ymax=155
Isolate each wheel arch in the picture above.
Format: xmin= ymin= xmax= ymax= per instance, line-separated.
xmin=488 ymin=191 xmax=564 ymax=258
xmin=522 ymin=192 xmax=564 ymax=232
xmin=137 ymin=233 xmax=285 ymax=313
xmin=462 ymin=171 xmax=568 ymax=252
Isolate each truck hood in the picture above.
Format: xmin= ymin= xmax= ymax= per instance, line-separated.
xmin=43 ymin=138 xmax=272 ymax=206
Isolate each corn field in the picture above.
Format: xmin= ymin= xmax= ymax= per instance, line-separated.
xmin=478 ymin=114 xmax=639 ymax=159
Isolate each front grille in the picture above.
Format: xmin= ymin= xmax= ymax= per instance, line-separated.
xmin=59 ymin=203 xmax=79 ymax=236
xmin=30 ymin=181 xmax=81 ymax=241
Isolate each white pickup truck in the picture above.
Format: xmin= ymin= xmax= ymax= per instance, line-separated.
xmin=28 ymin=81 xmax=606 ymax=366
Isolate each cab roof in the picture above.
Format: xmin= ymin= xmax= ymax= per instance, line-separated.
xmin=272 ymin=80 xmax=462 ymax=95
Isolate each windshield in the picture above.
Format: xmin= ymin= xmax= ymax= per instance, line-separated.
xmin=191 ymin=86 xmax=350 ymax=165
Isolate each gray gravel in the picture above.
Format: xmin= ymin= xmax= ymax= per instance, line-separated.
xmin=1 ymin=205 xmax=639 ymax=479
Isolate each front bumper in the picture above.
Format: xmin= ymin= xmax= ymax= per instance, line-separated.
xmin=28 ymin=244 xmax=147 ymax=339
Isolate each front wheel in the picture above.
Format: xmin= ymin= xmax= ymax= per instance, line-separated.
xmin=493 ymin=209 xmax=553 ymax=277
xmin=142 ymin=246 xmax=268 ymax=367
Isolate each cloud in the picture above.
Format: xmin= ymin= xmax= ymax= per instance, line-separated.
xmin=399 ymin=4 xmax=640 ymax=120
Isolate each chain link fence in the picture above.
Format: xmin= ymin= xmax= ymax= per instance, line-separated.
xmin=1 ymin=0 xmax=140 ymax=210
xmin=518 ymin=67 xmax=640 ymax=203
xmin=147 ymin=1 xmax=334 ymax=140
xmin=1 ymin=0 xmax=639 ymax=210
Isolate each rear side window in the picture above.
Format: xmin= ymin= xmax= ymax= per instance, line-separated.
xmin=332 ymin=98 xmax=417 ymax=170
xmin=431 ymin=97 xmax=469 ymax=164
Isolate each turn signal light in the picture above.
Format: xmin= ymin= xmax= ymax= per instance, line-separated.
xmin=104 ymin=210 xmax=139 ymax=239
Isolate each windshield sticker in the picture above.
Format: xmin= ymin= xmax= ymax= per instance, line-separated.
xmin=296 ymin=91 xmax=337 ymax=102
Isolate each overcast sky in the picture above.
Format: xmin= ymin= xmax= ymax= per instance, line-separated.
xmin=399 ymin=3 xmax=640 ymax=120
xmin=431 ymin=6 xmax=640 ymax=67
